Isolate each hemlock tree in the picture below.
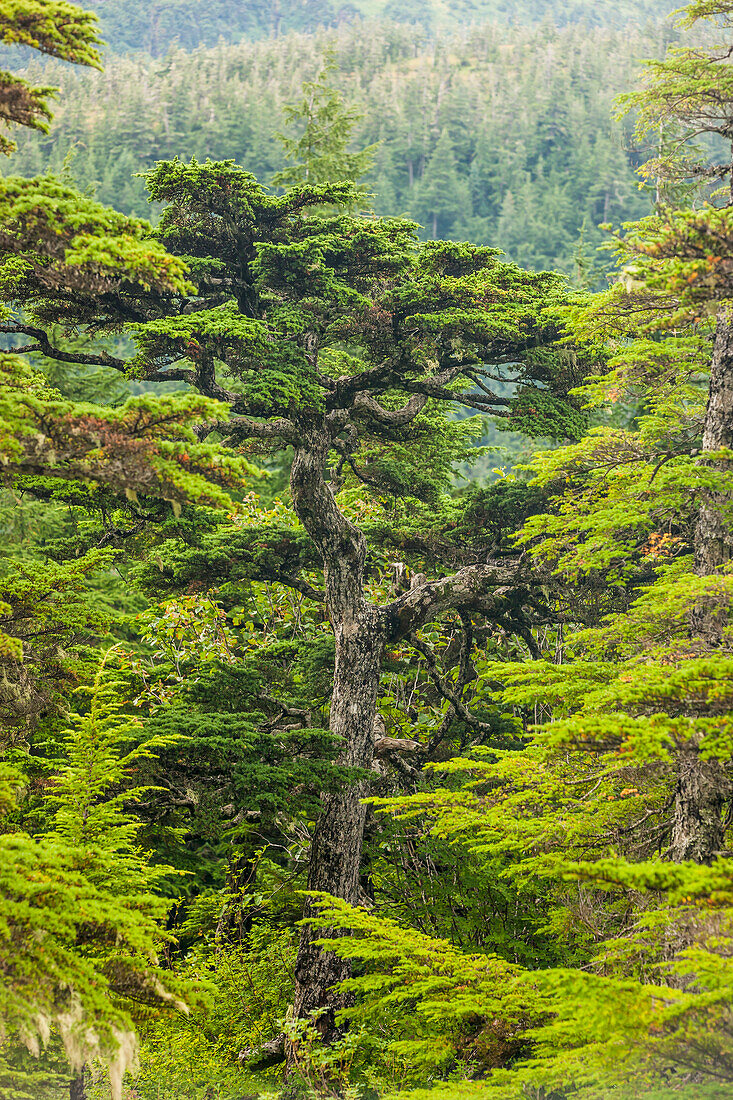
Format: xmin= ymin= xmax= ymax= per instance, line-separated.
xmin=0 ymin=2 xmax=241 ymax=526
xmin=272 ymin=56 xmax=377 ymax=194
xmin=0 ymin=9 xmax=261 ymax=1086
xmin=307 ymin=282 xmax=733 ymax=1095
xmin=0 ymin=654 xmax=187 ymax=1100
xmin=280 ymin=8 xmax=733 ymax=1087
xmin=285 ymin=3 xmax=733 ymax=1073
xmin=615 ymin=0 xmax=733 ymax=862
xmin=0 ymin=157 xmax=585 ymax=1038
xmin=0 ymin=0 xmax=102 ymax=154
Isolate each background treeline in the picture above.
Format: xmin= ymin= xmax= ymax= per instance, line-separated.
xmin=9 ymin=16 xmax=678 ymax=276
xmin=87 ymin=0 xmax=676 ymax=54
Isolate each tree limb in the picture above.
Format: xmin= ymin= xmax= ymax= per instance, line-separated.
xmin=408 ymin=627 xmax=495 ymax=739
xmin=352 ymin=392 xmax=428 ymax=427
xmin=385 ymin=562 xmax=524 ymax=641
xmin=198 ymin=415 xmax=298 ymax=444
xmin=0 ymin=323 xmax=126 ymax=370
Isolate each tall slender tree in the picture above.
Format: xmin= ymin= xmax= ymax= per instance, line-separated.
xmin=272 ymin=55 xmax=377 ymax=196
xmin=619 ymin=0 xmax=733 ymax=862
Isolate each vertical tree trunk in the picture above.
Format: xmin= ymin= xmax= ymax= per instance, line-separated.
xmin=671 ymin=752 xmax=727 ymax=864
xmin=288 ymin=439 xmax=386 ymax=1042
xmin=292 ymin=608 xmax=385 ymax=1041
xmin=690 ymin=309 xmax=733 ymax=606
xmin=70 ymin=1068 xmax=87 ymax=1100
xmin=673 ymin=309 xmax=733 ymax=862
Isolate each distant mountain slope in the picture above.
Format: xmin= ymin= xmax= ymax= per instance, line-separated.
xmin=88 ymin=0 xmax=675 ymax=56
xmin=11 ymin=17 xmax=663 ymax=278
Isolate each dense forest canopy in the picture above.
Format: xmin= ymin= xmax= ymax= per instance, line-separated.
xmin=10 ymin=15 xmax=672 ymax=278
xmin=1 ymin=0 xmax=733 ymax=1099
xmin=85 ymin=0 xmax=678 ymax=54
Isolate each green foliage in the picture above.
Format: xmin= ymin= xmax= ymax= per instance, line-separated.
xmin=0 ymin=172 xmax=191 ymax=316
xmin=502 ymin=389 xmax=587 ymax=441
xmin=0 ymin=354 xmax=253 ymax=510
xmin=303 ymin=607 xmax=733 ymax=1094
xmin=0 ymin=1041 xmax=75 ymax=1100
xmin=131 ymin=918 xmax=296 ymax=1098
xmin=0 ymin=146 xmax=584 ymax=1096
xmin=7 ymin=153 xmax=574 ymax=519
xmin=8 ymin=17 xmax=660 ymax=275
xmin=410 ymin=129 xmax=472 ymax=242
xmin=0 ymin=653 xmax=187 ymax=1098
xmin=249 ymin=5 xmax=733 ymax=1095
xmin=306 ymin=894 xmax=545 ymax=1087
xmin=0 ymin=0 xmax=101 ymax=153
xmin=272 ymin=56 xmax=377 ymax=202
xmin=5 ymin=3 xmax=733 ymax=1099
xmin=618 ymin=0 xmax=733 ymax=202
xmin=0 ymin=538 xmax=119 ymax=733
xmin=78 ymin=0 xmax=676 ymax=57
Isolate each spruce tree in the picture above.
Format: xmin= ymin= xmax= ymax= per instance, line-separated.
xmin=617 ymin=0 xmax=733 ymax=861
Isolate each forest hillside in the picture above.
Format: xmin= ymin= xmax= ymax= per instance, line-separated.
xmin=11 ymin=13 xmax=675 ymax=277
xmin=86 ymin=0 xmax=678 ymax=53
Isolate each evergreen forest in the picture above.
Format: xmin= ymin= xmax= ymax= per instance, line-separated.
xmin=2 ymin=2 xmax=733 ymax=1100
xmin=9 ymin=6 xmax=679 ymax=276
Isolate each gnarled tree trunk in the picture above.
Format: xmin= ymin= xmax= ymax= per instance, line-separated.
xmin=286 ymin=433 xmax=526 ymax=1037
xmin=289 ymin=436 xmax=387 ymax=1042
xmin=673 ymin=308 xmax=733 ymax=862
xmin=292 ymin=607 xmax=385 ymax=1039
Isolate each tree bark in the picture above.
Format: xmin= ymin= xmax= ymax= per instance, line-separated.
xmin=70 ymin=1068 xmax=87 ymax=1100
xmin=671 ymin=751 xmax=727 ymax=864
xmin=690 ymin=309 xmax=733 ymax=614
xmin=289 ymin=437 xmax=387 ymax=1042
xmin=292 ymin=607 xmax=386 ymax=1040
xmin=672 ymin=308 xmax=733 ymax=862
xmin=286 ymin=435 xmax=533 ymax=1032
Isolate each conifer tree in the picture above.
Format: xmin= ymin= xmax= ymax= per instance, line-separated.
xmin=0 ymin=1 xmax=102 ymax=153
xmin=1 ymin=653 xmax=186 ymax=1100
xmin=0 ymin=10 xmax=256 ymax=1088
xmin=285 ymin=6 xmax=733 ymax=1092
xmin=616 ymin=0 xmax=733 ymax=861
xmin=412 ymin=128 xmax=472 ymax=240
xmin=272 ymin=56 xmax=377 ymax=197
xmin=0 ymin=153 xmax=585 ymax=1038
